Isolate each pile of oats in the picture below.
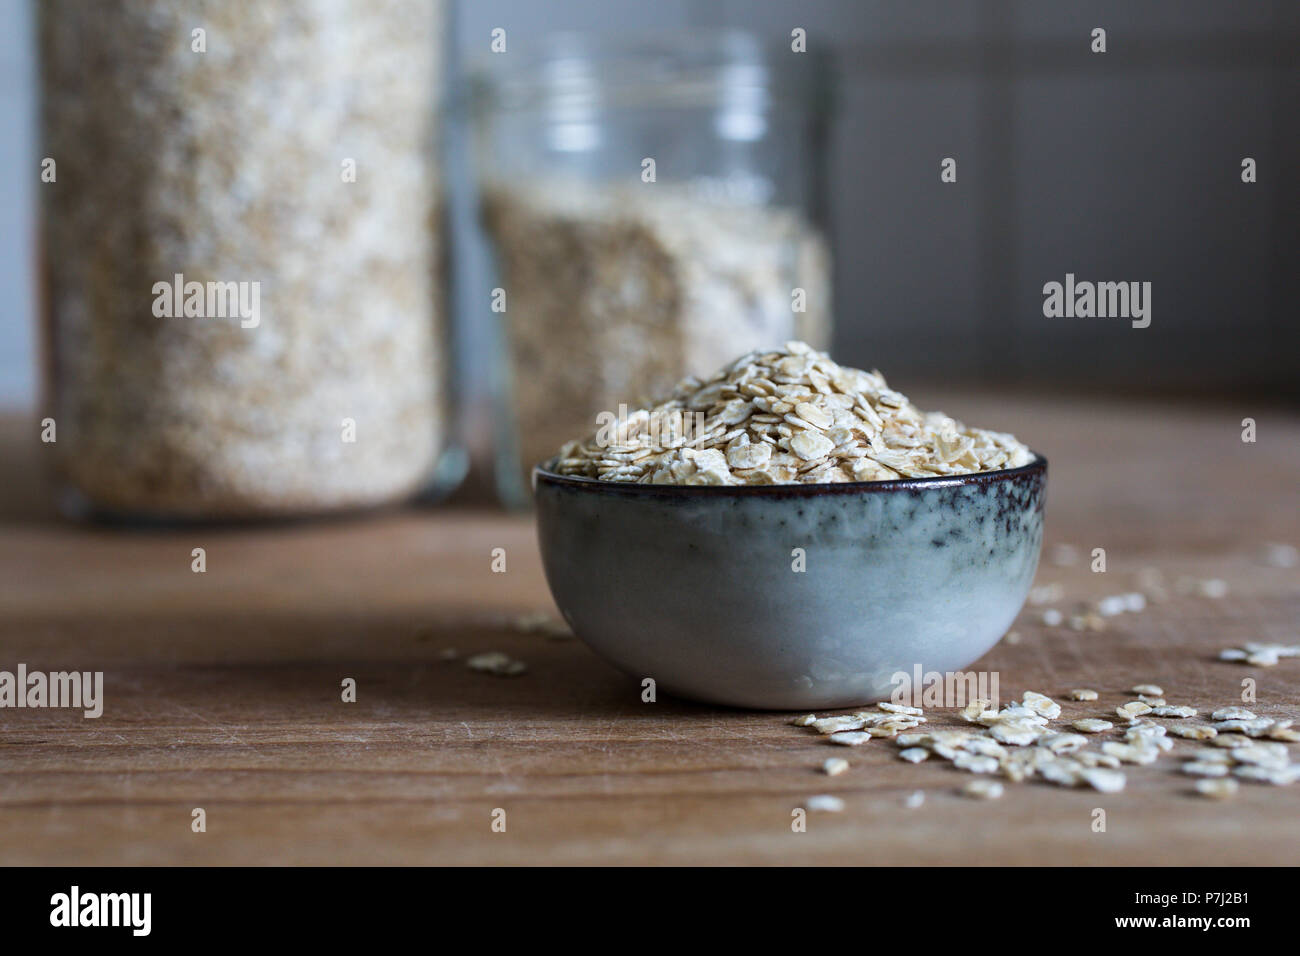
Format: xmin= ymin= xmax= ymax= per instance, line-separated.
xmin=792 ymin=690 xmax=1298 ymax=799
xmin=552 ymin=342 xmax=1034 ymax=485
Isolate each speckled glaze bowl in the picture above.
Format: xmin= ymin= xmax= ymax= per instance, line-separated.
xmin=534 ymin=456 xmax=1046 ymax=710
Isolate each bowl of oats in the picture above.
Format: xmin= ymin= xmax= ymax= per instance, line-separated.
xmin=534 ymin=342 xmax=1046 ymax=709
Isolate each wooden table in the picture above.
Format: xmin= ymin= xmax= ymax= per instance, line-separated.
xmin=1 ymin=391 xmax=1297 ymax=865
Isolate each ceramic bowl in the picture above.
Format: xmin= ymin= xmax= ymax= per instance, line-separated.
xmin=533 ymin=456 xmax=1046 ymax=710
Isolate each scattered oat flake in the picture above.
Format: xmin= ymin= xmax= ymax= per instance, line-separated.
xmin=1080 ymin=767 xmax=1126 ymax=793
xmin=1217 ymin=642 xmax=1300 ymax=665
xmin=960 ymin=779 xmax=1004 ymax=800
xmin=1131 ymin=684 xmax=1164 ymax=697
xmin=1116 ymin=701 xmax=1153 ymax=720
xmin=1270 ymin=766 xmax=1299 ymax=785
xmin=959 ymin=698 xmax=993 ymax=723
xmin=904 ymin=790 xmax=926 ymax=809
xmin=1150 ymin=705 xmax=1197 ymax=718
xmin=1183 ymin=761 xmax=1231 ymax=778
xmin=866 ymin=723 xmax=914 ymax=738
xmin=1168 ymin=724 xmax=1217 ymax=740
xmin=812 ymin=716 xmax=866 ymax=735
xmin=1124 ymin=721 xmax=1168 ymax=740
xmin=878 ymin=702 xmax=924 ymax=716
xmin=791 ymin=714 xmax=818 ymax=727
xmin=1096 ymin=595 xmax=1128 ymax=617
xmin=953 ymin=752 xmax=1000 ymax=774
xmin=1211 ymin=707 xmax=1257 ymax=721
xmin=1262 ymin=543 xmax=1298 ymax=568
xmin=1041 ymin=734 xmax=1088 ymax=756
xmin=822 ymin=757 xmax=849 ymax=777
xmin=960 ymin=736 xmax=1004 ymax=755
xmin=511 ymin=612 xmax=573 ymax=639
xmin=1028 ymin=583 xmax=1064 ymax=605
xmin=806 ymin=794 xmax=845 ymax=812
xmin=1072 ymin=718 xmax=1114 ymax=733
xmin=990 ymin=721 xmax=1045 ymax=746
xmin=466 ymin=651 xmax=527 ymax=676
xmin=1077 ymin=751 xmax=1122 ymax=769
xmin=1232 ymin=765 xmax=1298 ymax=785
xmin=1196 ymin=778 xmax=1239 ymax=799
xmin=1214 ymin=717 xmax=1279 ymax=736
xmin=829 ymin=731 xmax=873 ymax=747
xmin=1039 ymin=760 xmax=1084 ymax=788
xmin=898 ymin=747 xmax=929 ymax=764
xmin=1198 ymin=579 xmax=1229 ymax=598
xmin=1101 ymin=741 xmax=1160 ymax=765
xmin=1230 ymin=742 xmax=1289 ymax=767
xmin=1068 ymin=689 xmax=1099 ymax=701
xmin=1022 ymin=691 xmax=1062 ymax=719
xmin=1069 ymin=612 xmax=1106 ymax=632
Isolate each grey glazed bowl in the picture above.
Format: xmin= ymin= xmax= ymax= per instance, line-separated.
xmin=534 ymin=455 xmax=1046 ymax=710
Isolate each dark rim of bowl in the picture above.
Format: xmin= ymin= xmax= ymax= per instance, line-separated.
xmin=533 ymin=452 xmax=1047 ymax=497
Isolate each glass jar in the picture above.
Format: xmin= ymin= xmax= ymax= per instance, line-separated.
xmin=39 ymin=0 xmax=461 ymax=520
xmin=471 ymin=31 xmax=833 ymax=506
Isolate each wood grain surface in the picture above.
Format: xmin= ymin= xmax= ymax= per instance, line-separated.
xmin=1 ymin=391 xmax=1297 ymax=865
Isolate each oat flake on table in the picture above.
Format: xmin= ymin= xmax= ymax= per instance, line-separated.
xmin=552 ymin=342 xmax=1034 ymax=485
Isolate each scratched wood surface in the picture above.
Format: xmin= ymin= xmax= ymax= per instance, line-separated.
xmin=0 ymin=391 xmax=1297 ymax=866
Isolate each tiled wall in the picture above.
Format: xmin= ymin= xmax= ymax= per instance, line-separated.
xmin=3 ymin=1 xmax=1294 ymax=407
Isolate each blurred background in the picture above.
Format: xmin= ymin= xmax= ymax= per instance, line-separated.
xmin=0 ymin=1 xmax=1297 ymax=870
xmin=0 ymin=0 xmax=1296 ymax=518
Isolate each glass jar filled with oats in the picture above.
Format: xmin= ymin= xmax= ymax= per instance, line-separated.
xmin=39 ymin=0 xmax=461 ymax=520
xmin=471 ymin=32 xmax=834 ymax=506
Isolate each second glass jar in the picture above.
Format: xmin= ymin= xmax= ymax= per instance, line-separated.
xmin=472 ymin=31 xmax=834 ymax=506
